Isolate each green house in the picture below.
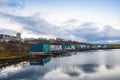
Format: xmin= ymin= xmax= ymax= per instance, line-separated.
xmin=29 ymin=43 xmax=51 ymax=53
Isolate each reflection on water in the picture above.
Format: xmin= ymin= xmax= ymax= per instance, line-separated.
xmin=0 ymin=49 xmax=120 ymax=80
xmin=78 ymin=64 xmax=99 ymax=73
xmin=30 ymin=57 xmax=51 ymax=66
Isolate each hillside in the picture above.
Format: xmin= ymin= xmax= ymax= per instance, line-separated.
xmin=0 ymin=42 xmax=29 ymax=54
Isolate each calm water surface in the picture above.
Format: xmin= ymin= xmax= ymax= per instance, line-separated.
xmin=0 ymin=49 xmax=120 ymax=80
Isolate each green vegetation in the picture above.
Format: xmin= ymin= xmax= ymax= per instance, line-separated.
xmin=0 ymin=42 xmax=29 ymax=54
xmin=0 ymin=42 xmax=30 ymax=60
xmin=109 ymin=44 xmax=120 ymax=49
xmin=0 ymin=52 xmax=14 ymax=58
xmin=89 ymin=43 xmax=120 ymax=49
xmin=0 ymin=52 xmax=30 ymax=59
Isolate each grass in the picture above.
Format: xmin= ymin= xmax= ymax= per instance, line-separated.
xmin=109 ymin=44 xmax=120 ymax=48
xmin=0 ymin=52 xmax=15 ymax=58
xmin=0 ymin=52 xmax=30 ymax=60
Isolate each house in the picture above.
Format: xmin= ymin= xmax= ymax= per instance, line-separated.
xmin=29 ymin=43 xmax=51 ymax=53
xmin=50 ymin=45 xmax=62 ymax=51
xmin=0 ymin=34 xmax=16 ymax=42
xmin=0 ymin=33 xmax=21 ymax=42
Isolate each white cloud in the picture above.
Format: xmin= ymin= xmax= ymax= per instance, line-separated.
xmin=0 ymin=0 xmax=120 ymax=43
xmin=42 ymin=65 xmax=120 ymax=80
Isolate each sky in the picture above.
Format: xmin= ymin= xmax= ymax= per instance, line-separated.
xmin=0 ymin=0 xmax=120 ymax=43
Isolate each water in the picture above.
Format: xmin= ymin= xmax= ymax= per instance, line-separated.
xmin=0 ymin=49 xmax=120 ymax=80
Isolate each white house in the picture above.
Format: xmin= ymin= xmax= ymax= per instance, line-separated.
xmin=0 ymin=33 xmax=21 ymax=42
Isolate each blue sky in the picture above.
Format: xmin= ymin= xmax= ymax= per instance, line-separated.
xmin=20 ymin=0 xmax=120 ymax=28
xmin=0 ymin=0 xmax=120 ymax=43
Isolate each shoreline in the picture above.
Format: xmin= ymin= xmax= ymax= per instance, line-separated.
xmin=0 ymin=48 xmax=119 ymax=68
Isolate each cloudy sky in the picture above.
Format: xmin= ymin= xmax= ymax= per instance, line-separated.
xmin=0 ymin=0 xmax=120 ymax=43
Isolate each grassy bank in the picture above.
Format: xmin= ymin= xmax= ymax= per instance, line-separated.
xmin=0 ymin=42 xmax=29 ymax=54
xmin=0 ymin=52 xmax=32 ymax=68
xmin=0 ymin=52 xmax=30 ymax=59
xmin=110 ymin=44 xmax=120 ymax=49
xmin=0 ymin=42 xmax=30 ymax=65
